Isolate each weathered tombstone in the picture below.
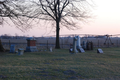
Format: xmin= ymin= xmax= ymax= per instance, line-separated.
xmin=70 ymin=36 xmax=85 ymax=54
xmin=9 ymin=44 xmax=15 ymax=53
xmin=26 ymin=37 xmax=38 ymax=52
xmin=86 ymin=41 xmax=93 ymax=50
xmin=18 ymin=48 xmax=24 ymax=55
xmin=76 ymin=36 xmax=82 ymax=48
xmin=97 ymin=48 xmax=103 ymax=54
xmin=72 ymin=36 xmax=78 ymax=54
xmin=69 ymin=48 xmax=73 ymax=52
xmin=76 ymin=36 xmax=85 ymax=53
xmin=82 ymin=41 xmax=87 ymax=50
xmin=49 ymin=47 xmax=52 ymax=52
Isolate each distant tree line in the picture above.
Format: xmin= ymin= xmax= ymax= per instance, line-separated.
xmin=0 ymin=34 xmax=28 ymax=39
xmin=0 ymin=33 xmax=108 ymax=39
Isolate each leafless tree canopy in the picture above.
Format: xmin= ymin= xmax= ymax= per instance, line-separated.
xmin=0 ymin=0 xmax=93 ymax=31
xmin=0 ymin=0 xmax=19 ymax=23
xmin=27 ymin=0 xmax=93 ymax=48
xmin=0 ymin=0 xmax=34 ymax=31
xmin=28 ymin=0 xmax=93 ymax=30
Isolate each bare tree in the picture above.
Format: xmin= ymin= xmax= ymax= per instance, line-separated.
xmin=27 ymin=0 xmax=93 ymax=49
xmin=0 ymin=0 xmax=94 ymax=49
xmin=0 ymin=0 xmax=18 ymax=23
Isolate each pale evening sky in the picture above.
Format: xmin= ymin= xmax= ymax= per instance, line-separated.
xmin=0 ymin=0 xmax=120 ymax=37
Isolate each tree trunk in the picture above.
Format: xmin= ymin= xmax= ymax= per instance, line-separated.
xmin=55 ymin=19 xmax=60 ymax=49
xmin=0 ymin=39 xmax=5 ymax=52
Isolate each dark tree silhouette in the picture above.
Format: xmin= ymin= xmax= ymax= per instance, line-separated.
xmin=0 ymin=39 xmax=5 ymax=52
xmin=32 ymin=0 xmax=93 ymax=49
xmin=0 ymin=0 xmax=32 ymax=31
xmin=0 ymin=0 xmax=18 ymax=24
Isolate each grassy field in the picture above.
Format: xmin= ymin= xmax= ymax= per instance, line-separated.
xmin=0 ymin=48 xmax=120 ymax=80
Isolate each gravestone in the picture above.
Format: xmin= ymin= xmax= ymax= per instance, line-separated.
xmin=72 ymin=36 xmax=78 ymax=54
xmin=18 ymin=48 xmax=24 ymax=55
xmin=76 ymin=36 xmax=85 ymax=53
xmin=76 ymin=36 xmax=82 ymax=48
xmin=69 ymin=48 xmax=73 ymax=52
xmin=9 ymin=44 xmax=15 ymax=53
xmin=82 ymin=41 xmax=87 ymax=50
xmin=49 ymin=47 xmax=52 ymax=52
xmin=70 ymin=36 xmax=85 ymax=54
xmin=97 ymin=48 xmax=103 ymax=54
xmin=26 ymin=37 xmax=38 ymax=52
xmin=85 ymin=41 xmax=93 ymax=50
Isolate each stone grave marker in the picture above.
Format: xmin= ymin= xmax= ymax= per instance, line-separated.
xmin=70 ymin=36 xmax=85 ymax=54
xmin=9 ymin=44 xmax=15 ymax=53
xmin=18 ymin=48 xmax=24 ymax=55
xmin=72 ymin=36 xmax=78 ymax=54
xmin=82 ymin=41 xmax=87 ymax=50
xmin=26 ymin=37 xmax=38 ymax=52
xmin=97 ymin=48 xmax=103 ymax=54
xmin=76 ymin=36 xmax=85 ymax=53
xmin=49 ymin=47 xmax=52 ymax=52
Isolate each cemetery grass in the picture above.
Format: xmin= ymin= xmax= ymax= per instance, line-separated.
xmin=0 ymin=48 xmax=120 ymax=80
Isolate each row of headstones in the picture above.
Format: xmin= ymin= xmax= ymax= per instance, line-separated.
xmin=9 ymin=45 xmax=24 ymax=55
xmin=9 ymin=37 xmax=38 ymax=55
xmin=9 ymin=36 xmax=103 ymax=54
xmin=69 ymin=36 xmax=103 ymax=54
xmin=82 ymin=41 xmax=103 ymax=53
xmin=9 ymin=44 xmax=53 ymax=55
xmin=9 ymin=37 xmax=53 ymax=55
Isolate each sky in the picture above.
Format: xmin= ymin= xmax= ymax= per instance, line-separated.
xmin=0 ymin=0 xmax=120 ymax=37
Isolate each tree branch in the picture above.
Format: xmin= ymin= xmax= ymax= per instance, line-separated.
xmin=39 ymin=0 xmax=56 ymax=20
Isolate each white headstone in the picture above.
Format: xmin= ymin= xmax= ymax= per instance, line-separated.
xmin=73 ymin=36 xmax=78 ymax=54
xmin=82 ymin=41 xmax=86 ymax=50
xmin=97 ymin=48 xmax=103 ymax=54
xmin=70 ymin=36 xmax=85 ymax=54
xmin=9 ymin=44 xmax=15 ymax=53
xmin=18 ymin=48 xmax=24 ymax=55
xmin=76 ymin=36 xmax=82 ymax=48
xmin=76 ymin=36 xmax=85 ymax=53
xmin=49 ymin=47 xmax=52 ymax=52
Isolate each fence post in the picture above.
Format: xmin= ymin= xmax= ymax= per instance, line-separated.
xmin=98 ymin=40 xmax=99 ymax=48
xmin=117 ymin=40 xmax=118 ymax=47
xmin=47 ymin=40 xmax=48 ymax=49
xmin=61 ymin=39 xmax=63 ymax=49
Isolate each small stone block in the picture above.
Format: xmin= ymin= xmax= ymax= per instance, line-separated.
xmin=49 ymin=47 xmax=52 ymax=52
xmin=97 ymin=48 xmax=103 ymax=53
xmin=69 ymin=48 xmax=73 ymax=52
xmin=18 ymin=48 xmax=24 ymax=55
xmin=9 ymin=45 xmax=15 ymax=53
